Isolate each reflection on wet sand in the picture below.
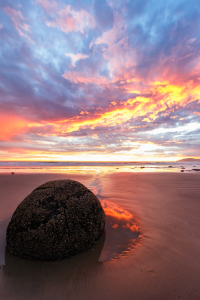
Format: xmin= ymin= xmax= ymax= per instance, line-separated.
xmin=88 ymin=174 xmax=141 ymax=261
xmin=99 ymin=200 xmax=141 ymax=261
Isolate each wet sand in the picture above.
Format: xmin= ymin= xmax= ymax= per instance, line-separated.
xmin=0 ymin=171 xmax=200 ymax=300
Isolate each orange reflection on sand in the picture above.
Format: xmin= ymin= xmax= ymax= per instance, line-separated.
xmin=111 ymin=223 xmax=118 ymax=229
xmin=102 ymin=201 xmax=133 ymax=221
xmin=102 ymin=200 xmax=140 ymax=233
xmin=122 ymin=223 xmax=139 ymax=232
xmin=99 ymin=200 xmax=141 ymax=261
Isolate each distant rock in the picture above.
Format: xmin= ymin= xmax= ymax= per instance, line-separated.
xmin=6 ymin=179 xmax=105 ymax=260
xmin=178 ymin=158 xmax=200 ymax=162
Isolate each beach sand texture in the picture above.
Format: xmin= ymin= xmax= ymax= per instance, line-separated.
xmin=0 ymin=171 xmax=200 ymax=300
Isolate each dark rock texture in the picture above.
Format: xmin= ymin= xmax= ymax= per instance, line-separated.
xmin=6 ymin=179 xmax=105 ymax=260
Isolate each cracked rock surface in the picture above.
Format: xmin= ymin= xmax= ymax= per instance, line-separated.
xmin=6 ymin=179 xmax=106 ymax=260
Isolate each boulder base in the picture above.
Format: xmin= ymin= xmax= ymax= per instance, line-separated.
xmin=6 ymin=179 xmax=105 ymax=260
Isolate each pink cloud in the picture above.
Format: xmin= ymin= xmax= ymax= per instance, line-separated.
xmin=93 ymin=12 xmax=136 ymax=82
xmin=62 ymin=71 xmax=109 ymax=85
xmin=62 ymin=13 xmax=136 ymax=86
xmin=37 ymin=0 xmax=58 ymax=12
xmin=38 ymin=0 xmax=95 ymax=33
xmin=45 ymin=5 xmax=95 ymax=33
xmin=4 ymin=7 xmax=31 ymax=39
xmin=0 ymin=23 xmax=3 ymax=29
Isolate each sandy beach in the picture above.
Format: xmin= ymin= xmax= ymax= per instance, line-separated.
xmin=0 ymin=171 xmax=200 ymax=300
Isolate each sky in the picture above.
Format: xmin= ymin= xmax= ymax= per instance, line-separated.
xmin=0 ymin=0 xmax=200 ymax=161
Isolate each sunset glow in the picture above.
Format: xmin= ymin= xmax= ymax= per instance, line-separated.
xmin=0 ymin=0 xmax=200 ymax=161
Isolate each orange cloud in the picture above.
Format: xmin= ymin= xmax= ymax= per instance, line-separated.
xmin=10 ymin=76 xmax=199 ymax=142
xmin=0 ymin=115 xmax=28 ymax=141
xmin=28 ymin=77 xmax=198 ymax=136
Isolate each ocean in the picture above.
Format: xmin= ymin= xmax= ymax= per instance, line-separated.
xmin=0 ymin=160 xmax=199 ymax=173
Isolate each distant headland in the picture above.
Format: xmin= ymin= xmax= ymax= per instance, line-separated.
xmin=177 ymin=158 xmax=200 ymax=162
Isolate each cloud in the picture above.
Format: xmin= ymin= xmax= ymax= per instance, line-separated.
xmin=62 ymin=48 xmax=111 ymax=85
xmin=37 ymin=0 xmax=58 ymax=12
xmin=0 ymin=23 xmax=3 ymax=29
xmin=40 ymin=2 xmax=96 ymax=34
xmin=62 ymin=71 xmax=109 ymax=85
xmin=1 ymin=0 xmax=200 ymax=160
xmin=65 ymin=52 xmax=89 ymax=67
xmin=0 ymin=114 xmax=27 ymax=141
xmin=93 ymin=12 xmax=137 ymax=83
xmin=3 ymin=6 xmax=31 ymax=39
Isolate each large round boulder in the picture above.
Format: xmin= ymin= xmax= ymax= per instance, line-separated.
xmin=6 ymin=179 xmax=105 ymax=260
